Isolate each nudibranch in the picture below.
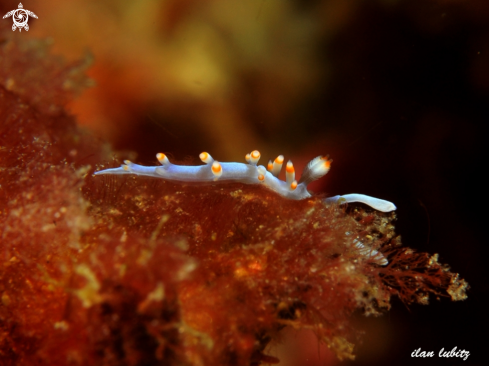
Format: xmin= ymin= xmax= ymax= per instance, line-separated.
xmin=94 ymin=150 xmax=396 ymax=213
xmin=95 ymin=150 xmax=395 ymax=265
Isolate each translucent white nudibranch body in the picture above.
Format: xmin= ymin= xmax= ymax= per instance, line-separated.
xmin=94 ymin=150 xmax=396 ymax=210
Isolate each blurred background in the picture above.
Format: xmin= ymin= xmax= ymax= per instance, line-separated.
xmin=4 ymin=0 xmax=486 ymax=364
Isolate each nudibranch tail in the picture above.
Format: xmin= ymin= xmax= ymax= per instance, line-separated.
xmin=94 ymin=150 xmax=396 ymax=213
xmin=324 ymin=194 xmax=396 ymax=213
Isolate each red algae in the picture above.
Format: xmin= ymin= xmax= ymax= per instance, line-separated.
xmin=0 ymin=23 xmax=93 ymax=117
xmin=0 ymin=29 xmax=467 ymax=366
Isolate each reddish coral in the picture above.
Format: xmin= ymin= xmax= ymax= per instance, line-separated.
xmin=0 ymin=29 xmax=467 ymax=366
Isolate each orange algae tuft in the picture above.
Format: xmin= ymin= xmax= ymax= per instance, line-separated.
xmin=0 ymin=28 xmax=468 ymax=366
